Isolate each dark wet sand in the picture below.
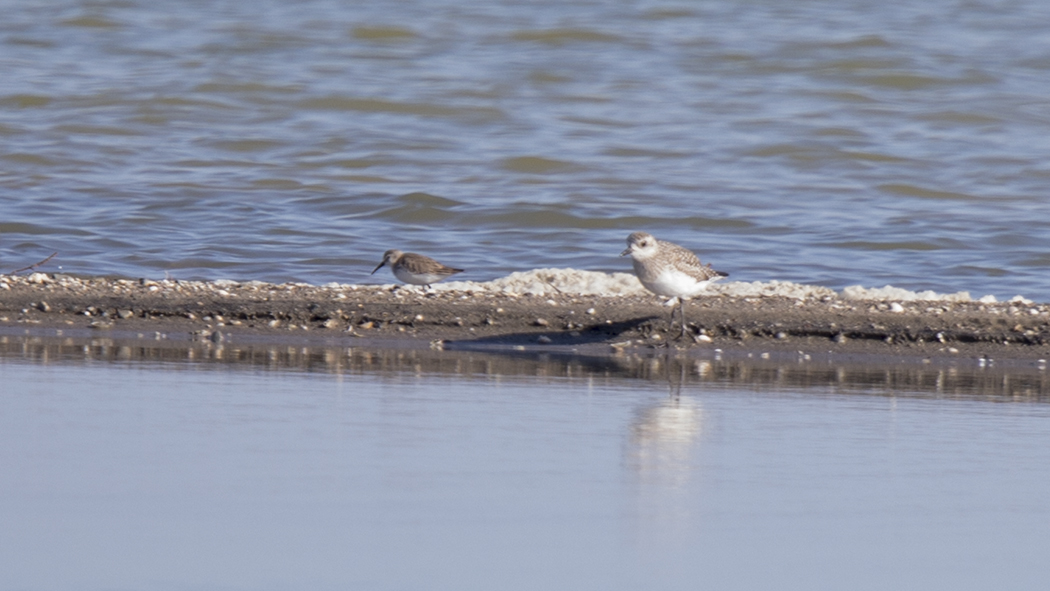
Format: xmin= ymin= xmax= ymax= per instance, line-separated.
xmin=2 ymin=273 xmax=1050 ymax=363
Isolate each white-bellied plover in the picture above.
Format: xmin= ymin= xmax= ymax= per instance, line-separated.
xmin=621 ymin=232 xmax=727 ymax=338
xmin=371 ymin=249 xmax=464 ymax=288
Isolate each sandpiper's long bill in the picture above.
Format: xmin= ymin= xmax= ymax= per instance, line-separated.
xmin=371 ymin=249 xmax=464 ymax=288
xmin=621 ymin=231 xmax=727 ymax=337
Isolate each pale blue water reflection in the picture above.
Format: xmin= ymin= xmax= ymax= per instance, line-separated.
xmin=2 ymin=355 xmax=1049 ymax=590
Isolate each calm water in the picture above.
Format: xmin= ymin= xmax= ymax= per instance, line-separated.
xmin=4 ymin=0 xmax=1050 ymax=299
xmin=2 ymin=342 xmax=1050 ymax=590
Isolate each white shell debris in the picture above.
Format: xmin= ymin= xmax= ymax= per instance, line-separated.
xmin=426 ymin=269 xmax=839 ymax=299
xmin=841 ymin=285 xmax=972 ymax=302
xmin=714 ymin=280 xmax=835 ymax=299
xmin=438 ymin=268 xmax=646 ymax=297
xmin=0 ymin=268 xmax=1015 ymax=305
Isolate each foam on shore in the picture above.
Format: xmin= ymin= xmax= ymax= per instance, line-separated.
xmin=436 ymin=268 xmax=646 ymax=296
xmin=840 ymin=285 xmax=973 ymax=302
xmin=6 ymin=268 xmax=1019 ymax=304
xmin=364 ymin=268 xmax=1008 ymax=303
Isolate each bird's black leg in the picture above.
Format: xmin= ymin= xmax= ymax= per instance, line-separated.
xmin=679 ymin=300 xmax=688 ymax=338
xmin=667 ymin=299 xmax=677 ymax=334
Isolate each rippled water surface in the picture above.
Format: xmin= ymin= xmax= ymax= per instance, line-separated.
xmin=3 ymin=344 xmax=1050 ymax=590
xmin=4 ymin=0 xmax=1050 ymax=298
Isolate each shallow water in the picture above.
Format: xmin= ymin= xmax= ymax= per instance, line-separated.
xmin=3 ymin=0 xmax=1050 ymax=299
xmin=2 ymin=340 xmax=1050 ymax=590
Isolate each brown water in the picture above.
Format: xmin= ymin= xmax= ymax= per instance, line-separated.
xmin=3 ymin=0 xmax=1050 ymax=299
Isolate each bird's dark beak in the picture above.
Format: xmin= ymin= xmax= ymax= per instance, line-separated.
xmin=620 ymin=248 xmax=631 ymax=257
xmin=370 ymin=261 xmax=386 ymax=275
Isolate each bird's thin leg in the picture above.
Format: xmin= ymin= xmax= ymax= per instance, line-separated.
xmin=679 ymin=300 xmax=688 ymax=338
xmin=667 ymin=299 xmax=677 ymax=334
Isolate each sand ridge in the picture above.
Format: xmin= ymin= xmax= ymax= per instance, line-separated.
xmin=1 ymin=269 xmax=1049 ymax=361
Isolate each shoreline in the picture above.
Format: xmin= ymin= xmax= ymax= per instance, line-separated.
xmin=1 ymin=270 xmax=1049 ymax=365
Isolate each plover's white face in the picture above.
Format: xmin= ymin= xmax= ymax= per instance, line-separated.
xmin=621 ymin=232 xmax=659 ymax=260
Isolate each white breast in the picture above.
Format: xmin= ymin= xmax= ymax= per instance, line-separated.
xmin=639 ymin=267 xmax=717 ymax=298
xmin=394 ymin=266 xmax=444 ymax=285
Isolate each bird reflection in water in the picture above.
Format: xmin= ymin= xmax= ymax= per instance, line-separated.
xmin=626 ymin=356 xmax=708 ymax=543
xmin=627 ymin=356 xmax=706 ymax=491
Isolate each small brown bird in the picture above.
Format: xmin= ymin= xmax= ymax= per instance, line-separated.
xmin=621 ymin=232 xmax=727 ymax=337
xmin=371 ymin=249 xmax=464 ymax=288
